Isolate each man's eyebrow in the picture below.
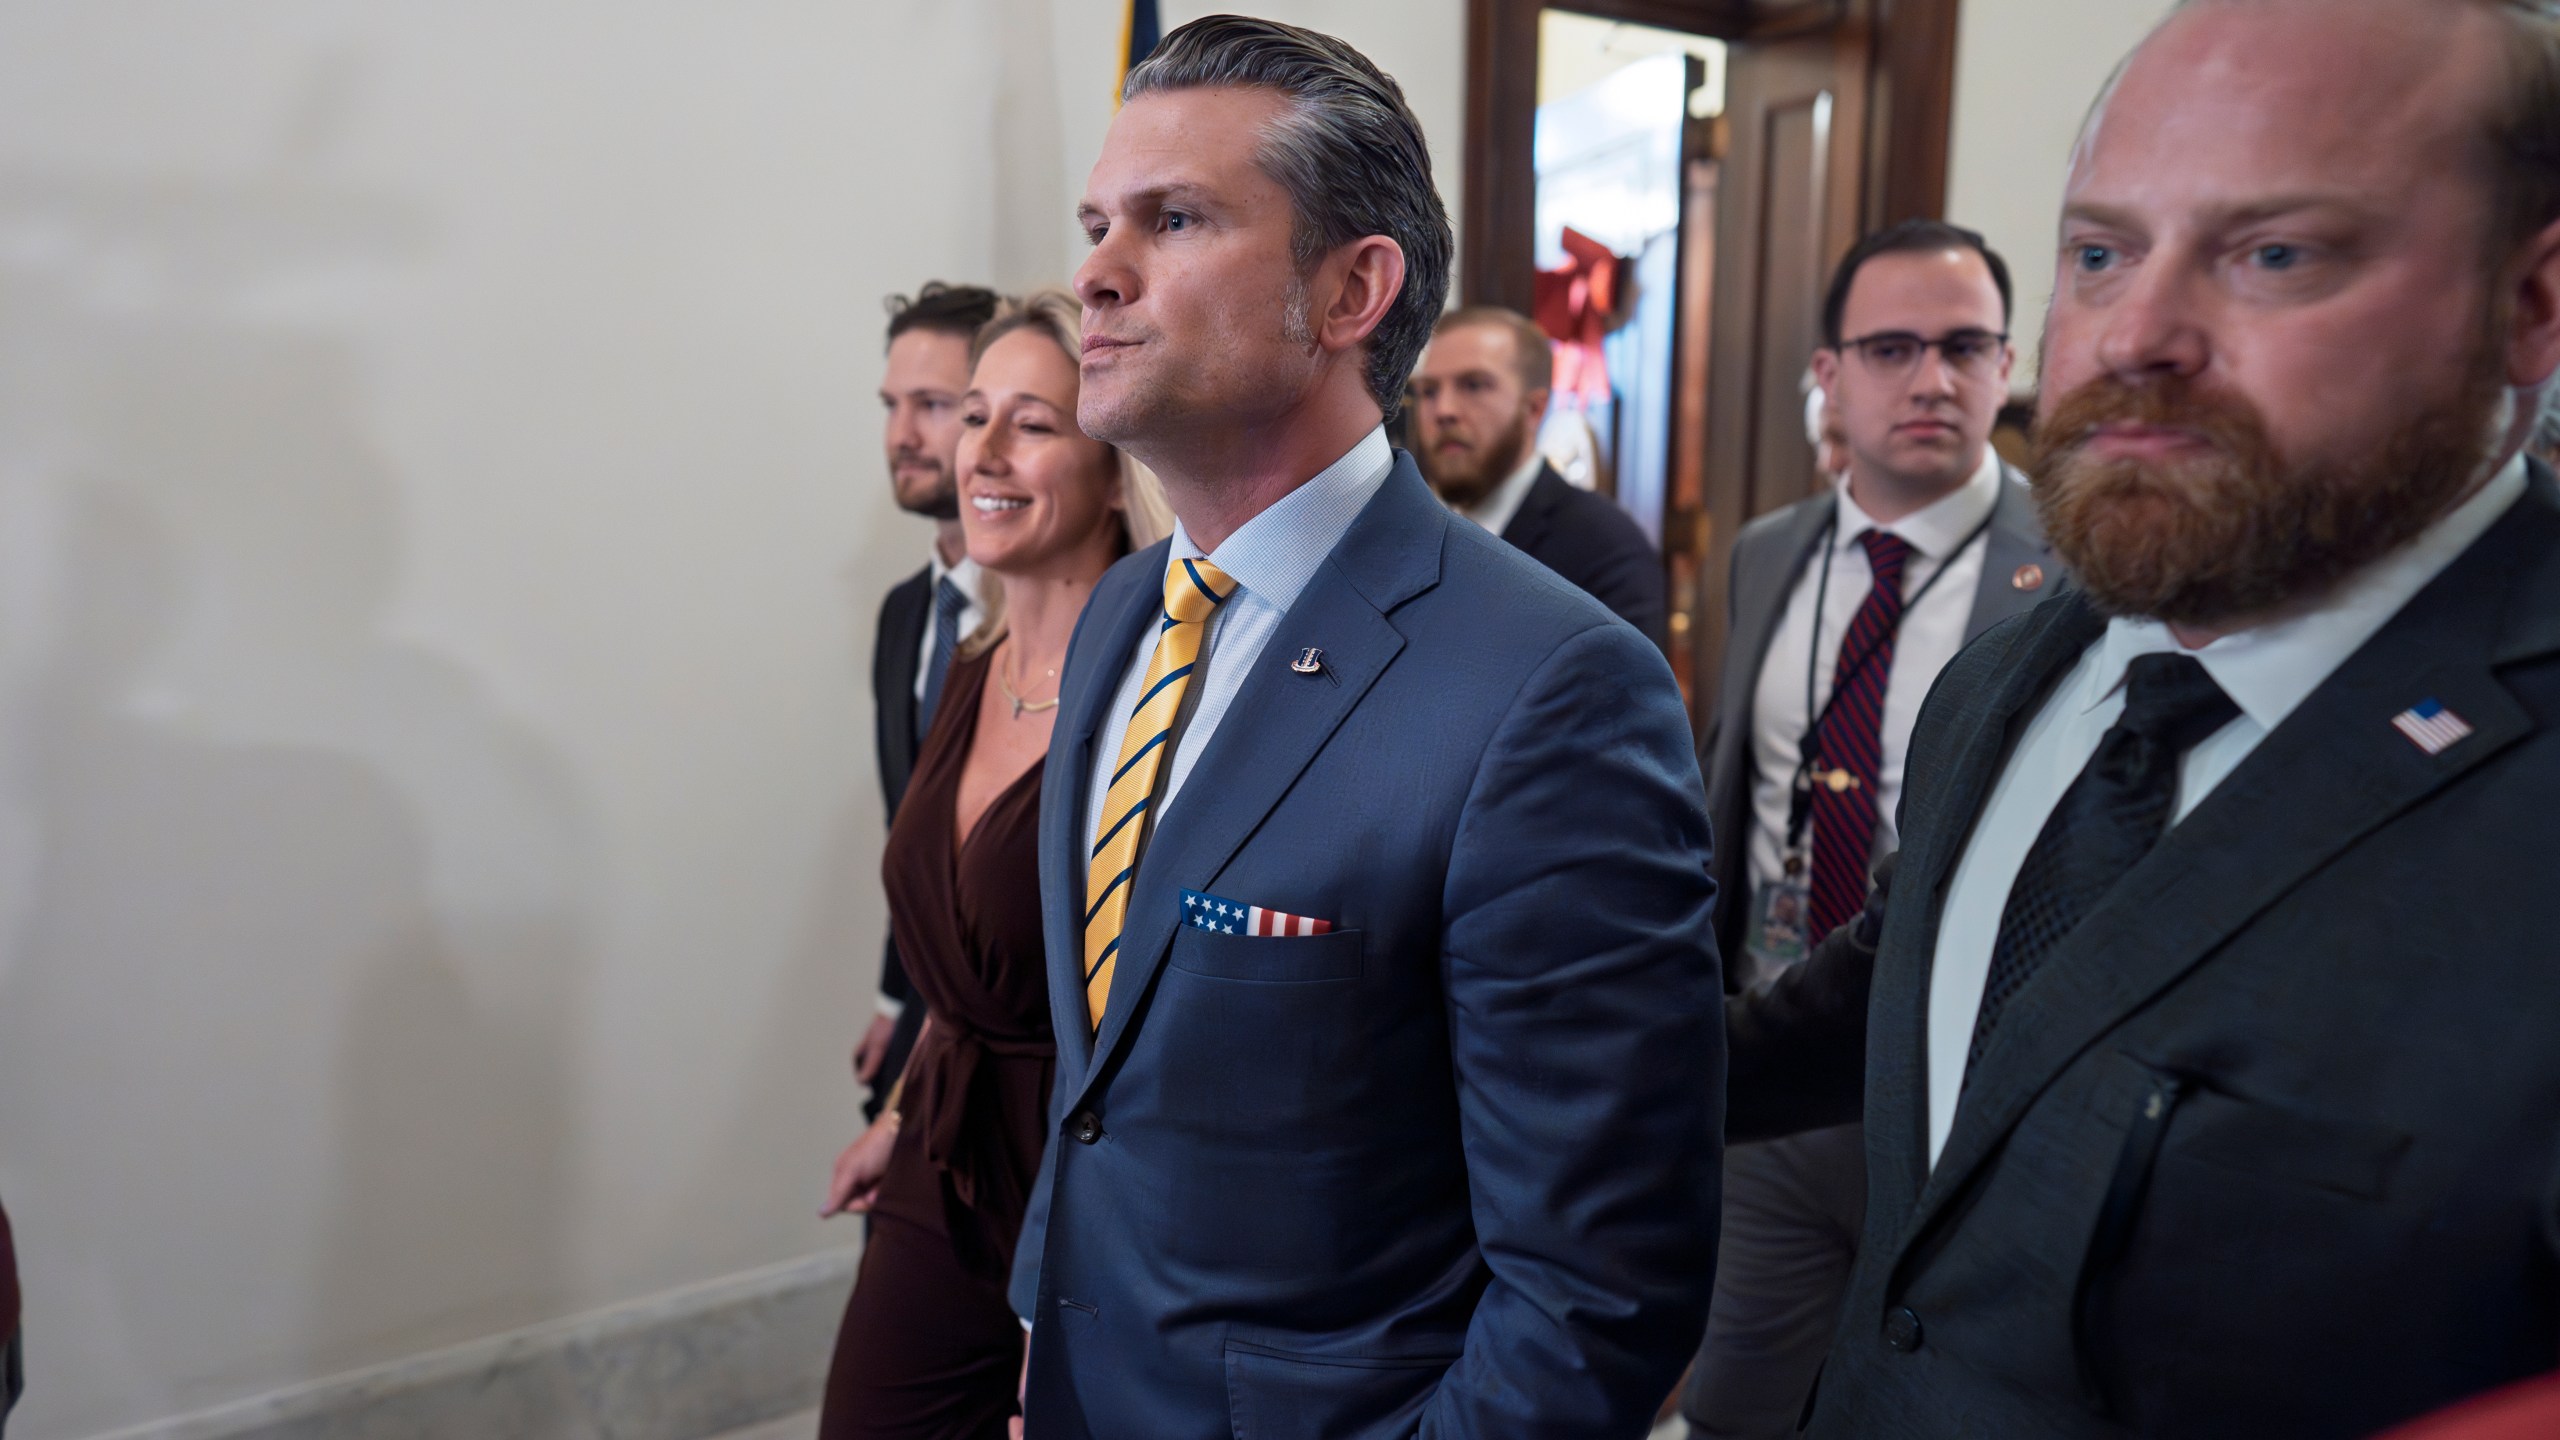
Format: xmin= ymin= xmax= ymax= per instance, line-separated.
xmin=2058 ymin=199 xmax=2144 ymax=233
xmin=1078 ymin=181 xmax=1224 ymax=221
xmin=2061 ymin=193 xmax=2375 ymax=233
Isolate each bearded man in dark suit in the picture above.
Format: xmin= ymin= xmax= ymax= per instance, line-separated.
xmin=1410 ymin=305 xmax=1668 ymax=650
xmin=1729 ymin=0 xmax=2560 ymax=1434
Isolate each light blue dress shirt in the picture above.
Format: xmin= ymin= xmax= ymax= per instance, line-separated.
xmin=1078 ymin=425 xmax=1395 ymax=852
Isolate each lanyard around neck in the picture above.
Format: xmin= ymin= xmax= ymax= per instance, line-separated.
xmin=1784 ymin=508 xmax=1995 ymax=851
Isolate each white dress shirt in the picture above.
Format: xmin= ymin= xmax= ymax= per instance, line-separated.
xmin=1923 ymin=454 xmax=2529 ymax=1163
xmin=1079 ymin=427 xmax=1395 ymax=852
xmin=1451 ymin=448 xmax=1545 ymax=538
xmin=1746 ymin=454 xmax=2008 ymax=937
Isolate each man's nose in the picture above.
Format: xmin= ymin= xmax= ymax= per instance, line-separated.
xmin=2093 ymin=263 xmax=2211 ymax=381
xmin=1075 ymin=228 xmax=1132 ymax=312
xmin=1908 ymin=345 xmax=1963 ymax=400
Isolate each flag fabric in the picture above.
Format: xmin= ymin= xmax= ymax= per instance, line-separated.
xmin=2392 ymin=698 xmax=2475 ymax=756
xmin=1117 ymin=0 xmax=1162 ymax=105
xmin=1182 ymin=889 xmax=1336 ymax=938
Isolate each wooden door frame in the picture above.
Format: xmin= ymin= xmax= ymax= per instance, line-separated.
xmin=1459 ymin=0 xmax=1961 ymax=314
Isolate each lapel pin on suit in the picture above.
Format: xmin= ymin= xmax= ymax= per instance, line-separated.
xmin=1291 ymin=646 xmax=1329 ymax=678
xmin=2012 ymin=563 xmax=2046 ymax=592
xmin=2391 ymin=698 xmax=2474 ymax=755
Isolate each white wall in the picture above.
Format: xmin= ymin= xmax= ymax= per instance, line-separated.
xmin=0 ymin=3 xmax=1461 ymax=1437
xmin=0 ymin=4 xmax=991 ymax=1435
xmin=1945 ymin=0 xmax=2181 ymax=386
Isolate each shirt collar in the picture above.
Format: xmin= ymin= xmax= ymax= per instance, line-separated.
xmin=928 ymin=549 xmax=982 ymax=604
xmin=1165 ymin=425 xmax=1395 ymax=614
xmin=1457 ymin=447 xmax=1547 ymax=538
xmin=2082 ymin=452 xmax=2529 ymax=727
xmin=1831 ymin=449 xmax=2003 ymax=560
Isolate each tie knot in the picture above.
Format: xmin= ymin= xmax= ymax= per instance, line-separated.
xmin=934 ymin=575 xmax=971 ymax=620
xmin=1858 ymin=529 xmax=1915 ymax=585
xmin=1162 ymin=556 xmax=1236 ymax=625
xmin=2119 ymin=653 xmax=2240 ymax=752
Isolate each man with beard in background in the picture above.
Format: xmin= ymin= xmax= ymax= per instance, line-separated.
xmin=1723 ymin=0 xmax=2560 ymax=1434
xmin=856 ymin=282 xmax=1000 ymax=1123
xmin=1409 ymin=306 xmax=1667 ymax=649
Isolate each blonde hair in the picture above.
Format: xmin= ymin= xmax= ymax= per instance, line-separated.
xmin=957 ymin=289 xmax=1174 ymax=660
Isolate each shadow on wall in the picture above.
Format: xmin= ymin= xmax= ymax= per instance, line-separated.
xmin=0 ymin=104 xmax=601 ymax=1434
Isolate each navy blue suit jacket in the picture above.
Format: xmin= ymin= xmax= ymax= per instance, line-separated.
xmin=1009 ymin=453 xmax=1724 ymax=1438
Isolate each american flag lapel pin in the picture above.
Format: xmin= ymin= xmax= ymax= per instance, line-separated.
xmin=2391 ymin=698 xmax=2474 ymax=756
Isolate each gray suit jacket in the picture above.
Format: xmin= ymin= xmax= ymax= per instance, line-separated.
xmin=1700 ymin=466 xmax=2055 ymax=971
xmin=1751 ymin=462 xmax=2560 ymax=1437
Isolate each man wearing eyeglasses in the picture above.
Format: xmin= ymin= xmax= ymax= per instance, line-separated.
xmin=1684 ymin=219 xmax=2059 ymax=1440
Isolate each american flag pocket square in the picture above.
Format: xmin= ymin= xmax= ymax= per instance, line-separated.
xmin=1181 ymin=889 xmax=1336 ymax=937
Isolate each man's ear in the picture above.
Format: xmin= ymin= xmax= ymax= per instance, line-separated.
xmin=1810 ymin=347 xmax=1843 ymax=399
xmin=2506 ymin=213 xmax=2560 ymax=392
xmin=1315 ymin=236 xmax=1406 ymax=355
xmin=1524 ymin=385 xmax=1553 ymax=426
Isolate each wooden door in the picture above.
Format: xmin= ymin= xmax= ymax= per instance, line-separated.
xmin=1687 ymin=16 xmax=1871 ymax=723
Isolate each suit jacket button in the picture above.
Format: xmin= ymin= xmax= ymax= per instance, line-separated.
xmin=1883 ymin=1306 xmax=1924 ymax=1352
xmin=1068 ymin=1111 xmax=1102 ymax=1145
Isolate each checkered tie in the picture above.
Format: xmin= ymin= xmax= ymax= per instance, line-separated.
xmin=1083 ymin=556 xmax=1233 ymax=1032
xmin=1967 ymin=653 xmax=2238 ymax=1070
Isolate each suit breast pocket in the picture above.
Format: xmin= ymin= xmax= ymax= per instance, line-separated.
xmin=1169 ymin=924 xmax=1363 ymax=983
xmin=2164 ymin=1080 xmax=2413 ymax=1202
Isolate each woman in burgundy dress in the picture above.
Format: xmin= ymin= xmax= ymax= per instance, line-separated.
xmin=817 ymin=291 xmax=1171 ymax=1440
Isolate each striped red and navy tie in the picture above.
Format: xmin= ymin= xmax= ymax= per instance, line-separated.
xmin=1807 ymin=529 xmax=1913 ymax=943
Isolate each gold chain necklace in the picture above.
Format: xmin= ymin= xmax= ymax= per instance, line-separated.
xmin=998 ymin=640 xmax=1061 ymax=719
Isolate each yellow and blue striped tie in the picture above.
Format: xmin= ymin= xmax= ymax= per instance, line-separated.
xmin=1084 ymin=555 xmax=1234 ymax=1031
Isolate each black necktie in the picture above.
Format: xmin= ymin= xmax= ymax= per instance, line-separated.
xmin=1968 ymin=653 xmax=2239 ymax=1069
xmin=916 ymin=575 xmax=971 ymax=732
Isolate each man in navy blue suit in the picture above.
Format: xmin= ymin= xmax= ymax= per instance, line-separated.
xmin=1006 ymin=15 xmax=1724 ymax=1438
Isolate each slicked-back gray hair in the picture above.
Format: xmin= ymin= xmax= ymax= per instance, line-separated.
xmin=1124 ymin=14 xmax=1454 ymax=423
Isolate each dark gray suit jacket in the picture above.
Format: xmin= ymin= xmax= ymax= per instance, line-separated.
xmin=1700 ymin=466 xmax=2055 ymax=971
xmin=1741 ymin=463 xmax=2560 ymax=1437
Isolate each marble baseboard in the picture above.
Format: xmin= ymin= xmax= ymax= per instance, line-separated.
xmin=85 ymin=1248 xmax=859 ymax=1440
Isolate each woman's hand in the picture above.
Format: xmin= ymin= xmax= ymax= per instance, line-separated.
xmin=821 ymin=1113 xmax=900 ymax=1218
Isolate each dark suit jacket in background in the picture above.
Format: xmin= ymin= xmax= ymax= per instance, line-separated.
xmin=1700 ymin=466 xmax=2054 ymax=970
xmin=865 ymin=564 xmax=931 ymax=1117
xmin=1735 ymin=463 xmax=2560 ymax=1438
xmin=1011 ymin=455 xmax=1723 ymax=1438
xmin=1499 ymin=461 xmax=1670 ymax=652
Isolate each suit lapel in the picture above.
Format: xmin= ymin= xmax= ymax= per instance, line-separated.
xmin=880 ymin=567 xmax=932 ymax=802
xmin=1073 ymin=462 xmax=1445 ymax=1101
xmin=1964 ymin=464 xmax=2055 ymax=643
xmin=1866 ymin=593 xmax=2104 ymax=1207
xmin=1716 ymin=497 xmax=1832 ymax=746
xmin=1043 ymin=546 xmax=1167 ymax=1083
xmin=1896 ymin=480 xmax=2560 ymax=1261
xmin=1496 ymin=464 xmax=1565 ymax=553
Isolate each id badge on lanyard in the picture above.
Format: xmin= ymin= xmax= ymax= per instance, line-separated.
xmin=1743 ymin=510 xmax=1982 ymax=981
xmin=1746 ymin=845 xmax=1814 ymax=975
